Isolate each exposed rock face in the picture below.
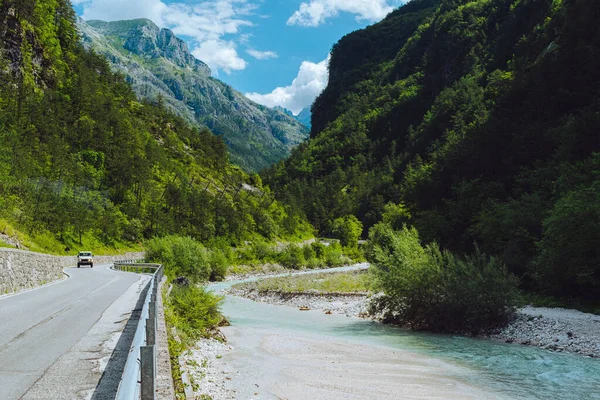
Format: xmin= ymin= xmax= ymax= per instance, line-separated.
xmin=87 ymin=19 xmax=210 ymax=74
xmin=0 ymin=2 xmax=51 ymax=85
xmin=78 ymin=18 xmax=308 ymax=171
xmin=296 ymin=107 xmax=312 ymax=130
xmin=274 ymin=106 xmax=312 ymax=130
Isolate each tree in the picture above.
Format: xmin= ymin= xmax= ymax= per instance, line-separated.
xmin=331 ymin=215 xmax=363 ymax=248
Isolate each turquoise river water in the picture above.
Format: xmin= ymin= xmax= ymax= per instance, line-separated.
xmin=210 ymin=265 xmax=600 ymax=400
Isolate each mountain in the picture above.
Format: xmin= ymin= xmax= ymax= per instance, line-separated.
xmin=0 ymin=0 xmax=309 ymax=252
xmin=77 ymin=18 xmax=308 ymax=172
xmin=265 ymin=0 xmax=600 ymax=299
xmin=274 ymin=106 xmax=311 ymax=130
xmin=274 ymin=106 xmax=295 ymax=118
xmin=296 ymin=108 xmax=312 ymax=130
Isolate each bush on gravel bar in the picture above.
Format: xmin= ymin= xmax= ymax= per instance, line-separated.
xmin=366 ymin=224 xmax=519 ymax=333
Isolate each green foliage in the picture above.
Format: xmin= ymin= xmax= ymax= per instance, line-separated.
xmin=381 ymin=202 xmax=412 ymax=231
xmin=0 ymin=0 xmax=312 ymax=254
xmin=277 ymin=244 xmax=306 ymax=269
xmin=166 ymin=285 xmax=223 ymax=342
xmin=323 ymin=241 xmax=345 ymax=268
xmin=233 ymin=270 xmax=373 ymax=294
xmin=533 ymin=186 xmax=600 ymax=300
xmin=145 ymin=236 xmax=211 ymax=283
xmin=367 ymin=223 xmax=519 ymax=333
xmin=266 ymin=0 xmax=600 ymax=300
xmin=331 ymin=215 xmax=363 ymax=248
xmin=226 ymin=238 xmax=353 ymax=274
xmin=208 ymin=250 xmax=229 ymax=282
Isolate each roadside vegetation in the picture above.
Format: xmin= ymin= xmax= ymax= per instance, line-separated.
xmin=232 ymin=270 xmax=373 ymax=294
xmin=151 ymin=240 xmax=226 ymax=398
xmin=146 ymin=235 xmax=364 ymax=281
xmin=164 ymin=283 xmax=224 ymax=398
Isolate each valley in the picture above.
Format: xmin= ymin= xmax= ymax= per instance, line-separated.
xmin=0 ymin=0 xmax=599 ymax=399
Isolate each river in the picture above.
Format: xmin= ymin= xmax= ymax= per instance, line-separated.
xmin=208 ymin=265 xmax=600 ymax=399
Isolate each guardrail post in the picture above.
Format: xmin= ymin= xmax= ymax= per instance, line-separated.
xmin=146 ymin=318 xmax=156 ymax=346
xmin=149 ymin=301 xmax=156 ymax=321
xmin=140 ymin=345 xmax=156 ymax=400
xmin=113 ymin=263 xmax=163 ymax=400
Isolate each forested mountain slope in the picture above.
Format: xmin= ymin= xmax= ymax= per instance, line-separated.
xmin=265 ymin=0 xmax=600 ymax=299
xmin=77 ymin=18 xmax=309 ymax=172
xmin=0 ymin=0 xmax=309 ymax=253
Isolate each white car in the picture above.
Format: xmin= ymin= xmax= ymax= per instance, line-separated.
xmin=77 ymin=251 xmax=94 ymax=268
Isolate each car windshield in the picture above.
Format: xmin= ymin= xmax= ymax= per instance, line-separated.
xmin=79 ymin=252 xmax=92 ymax=257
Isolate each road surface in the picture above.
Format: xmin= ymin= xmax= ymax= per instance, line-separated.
xmin=0 ymin=263 xmax=149 ymax=399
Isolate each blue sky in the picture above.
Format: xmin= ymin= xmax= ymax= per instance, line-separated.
xmin=73 ymin=0 xmax=406 ymax=114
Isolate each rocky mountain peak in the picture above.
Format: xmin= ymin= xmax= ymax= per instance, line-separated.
xmin=86 ymin=19 xmax=211 ymax=75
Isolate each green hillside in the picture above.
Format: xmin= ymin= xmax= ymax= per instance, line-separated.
xmin=0 ymin=0 xmax=310 ymax=254
xmin=265 ymin=0 xmax=600 ymax=299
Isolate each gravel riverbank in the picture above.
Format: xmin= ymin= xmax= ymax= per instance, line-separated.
xmin=484 ymin=306 xmax=600 ymax=358
xmin=184 ymin=338 xmax=236 ymax=400
xmin=228 ymin=287 xmax=370 ymax=318
xmin=230 ymin=288 xmax=600 ymax=358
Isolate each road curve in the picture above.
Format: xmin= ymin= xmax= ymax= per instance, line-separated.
xmin=0 ymin=263 xmax=146 ymax=400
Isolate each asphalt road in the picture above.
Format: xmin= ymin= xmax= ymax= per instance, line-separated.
xmin=0 ymin=263 xmax=146 ymax=400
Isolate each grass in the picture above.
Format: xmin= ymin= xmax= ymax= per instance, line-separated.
xmin=226 ymin=263 xmax=287 ymax=277
xmin=0 ymin=241 xmax=16 ymax=249
xmin=232 ymin=270 xmax=374 ymax=294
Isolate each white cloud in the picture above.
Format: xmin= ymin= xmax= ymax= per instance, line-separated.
xmin=79 ymin=0 xmax=256 ymax=74
xmin=246 ymin=49 xmax=278 ymax=60
xmin=287 ymin=0 xmax=404 ymax=27
xmin=246 ymin=55 xmax=330 ymax=115
xmin=81 ymin=0 xmax=166 ymax=22
xmin=193 ymin=40 xmax=247 ymax=74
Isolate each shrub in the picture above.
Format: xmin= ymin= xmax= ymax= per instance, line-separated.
xmin=208 ymin=250 xmax=228 ymax=281
xmin=331 ymin=215 xmax=363 ymax=248
xmin=302 ymin=244 xmax=317 ymax=264
xmin=311 ymin=241 xmax=326 ymax=258
xmin=381 ymin=202 xmax=412 ymax=230
xmin=167 ymin=285 xmax=223 ymax=341
xmin=367 ymin=223 xmax=519 ymax=333
xmin=323 ymin=242 xmax=344 ymax=267
xmin=250 ymin=241 xmax=277 ymax=263
xmin=146 ymin=236 xmax=211 ymax=283
xmin=277 ymin=244 xmax=306 ymax=269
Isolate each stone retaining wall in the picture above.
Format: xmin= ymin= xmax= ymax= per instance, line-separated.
xmin=0 ymin=248 xmax=144 ymax=296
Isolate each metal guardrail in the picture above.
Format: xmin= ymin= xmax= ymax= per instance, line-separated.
xmin=113 ymin=261 xmax=164 ymax=400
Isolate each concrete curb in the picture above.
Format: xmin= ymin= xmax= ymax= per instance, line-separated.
xmin=156 ymin=278 xmax=176 ymax=400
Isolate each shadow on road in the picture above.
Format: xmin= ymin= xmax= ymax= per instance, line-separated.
xmin=91 ymin=281 xmax=150 ymax=400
